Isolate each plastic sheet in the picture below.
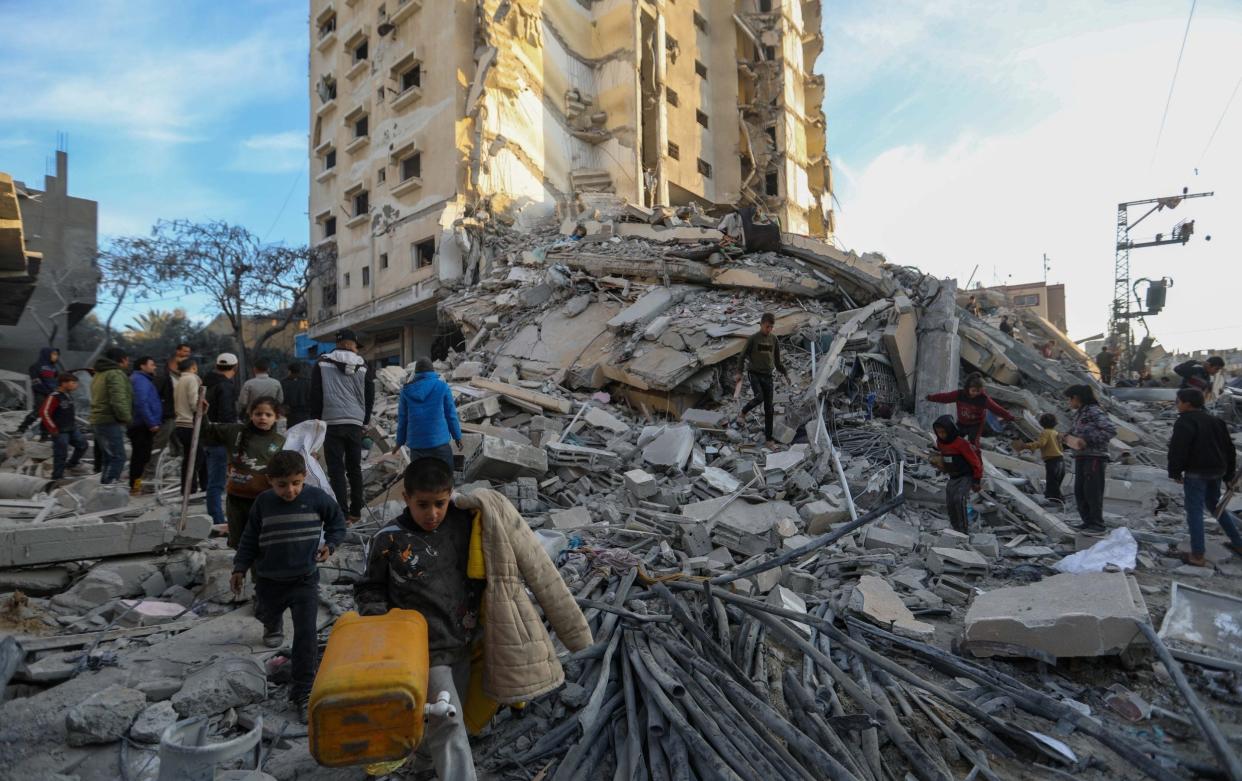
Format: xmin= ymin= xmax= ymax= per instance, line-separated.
xmin=1053 ymin=526 xmax=1137 ymax=573
xmin=282 ymin=420 xmax=330 ymax=492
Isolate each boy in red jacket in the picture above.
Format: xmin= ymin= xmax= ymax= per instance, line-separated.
xmin=933 ymin=415 xmax=982 ymax=532
xmin=40 ymin=373 xmax=88 ymax=481
xmin=926 ymin=372 xmax=1014 ymax=443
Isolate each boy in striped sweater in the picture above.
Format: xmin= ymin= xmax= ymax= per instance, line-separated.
xmin=231 ymin=451 xmax=345 ymax=722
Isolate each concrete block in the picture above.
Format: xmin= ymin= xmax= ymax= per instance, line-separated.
xmin=849 ymin=575 xmax=935 ymax=640
xmin=640 ymin=424 xmax=695 ymax=470
xmin=203 ymin=548 xmax=252 ymax=604
xmin=699 ymin=467 xmax=739 ymax=494
xmin=171 ymin=655 xmax=267 ymax=718
xmin=135 ymin=677 xmax=184 ymax=702
xmin=766 ymin=586 xmax=811 ymax=636
xmin=969 ymin=533 xmax=1000 ymax=559
xmin=584 ymin=406 xmax=630 ymax=435
xmin=116 ymin=599 xmax=185 ymax=627
xmin=130 ymin=701 xmax=179 ymax=744
xmin=465 ymin=436 xmax=548 ymax=481
xmin=452 ymin=361 xmax=484 ymax=380
xmin=863 ymin=525 xmax=917 ymax=554
xmin=51 ymin=569 xmax=126 ymax=611
xmin=624 ymin=469 xmax=659 ymax=499
xmin=607 ymin=286 xmax=690 ymax=332
xmin=801 ymin=497 xmax=850 ymax=535
xmin=459 ymin=395 xmax=502 ymax=422
xmin=927 ymin=547 xmax=990 ymax=577
xmin=681 ymin=524 xmax=713 ymax=557
xmin=682 ymin=408 xmax=726 ymax=428
xmin=643 ymin=315 xmax=673 ymax=341
xmin=936 ymin=529 xmax=971 ymax=549
xmin=964 ymin=572 xmax=1149 ymax=658
xmin=0 ymin=566 xmax=71 ymax=595
xmin=765 ymin=450 xmax=806 ymax=473
xmin=65 ymin=685 xmax=146 ymax=746
xmin=772 ymin=421 xmax=797 ymax=445
xmin=549 ymin=507 xmax=592 ymax=530
xmin=781 ymin=569 xmax=819 ymax=594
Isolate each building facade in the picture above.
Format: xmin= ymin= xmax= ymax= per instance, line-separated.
xmin=977 ymin=281 xmax=1067 ymax=333
xmin=0 ymin=150 xmax=98 ymax=373
xmin=307 ymin=0 xmax=832 ymax=362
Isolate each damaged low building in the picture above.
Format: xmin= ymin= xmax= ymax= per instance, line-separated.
xmin=305 ymin=0 xmax=832 ymax=362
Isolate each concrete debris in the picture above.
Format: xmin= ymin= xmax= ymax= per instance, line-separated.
xmin=965 ymin=573 xmax=1150 ymax=659
xmin=65 ymin=685 xmax=146 ymax=746
xmin=0 ymin=205 xmax=1235 ymax=781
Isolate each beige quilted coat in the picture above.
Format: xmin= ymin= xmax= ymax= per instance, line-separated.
xmin=454 ymin=488 xmax=593 ymax=703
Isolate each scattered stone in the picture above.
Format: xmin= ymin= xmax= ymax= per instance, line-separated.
xmin=849 ymin=575 xmax=935 ymax=640
xmin=624 ymin=469 xmax=659 ymax=500
xmin=640 ymin=424 xmax=695 ymax=470
xmin=926 ymin=547 xmax=990 ymax=577
xmin=65 ymin=685 xmax=146 ymax=746
xmin=549 ymin=507 xmax=592 ymax=530
xmin=171 ymin=655 xmax=267 ymax=718
xmin=681 ymin=409 xmax=725 ymax=428
xmin=130 ymin=701 xmax=179 ymax=744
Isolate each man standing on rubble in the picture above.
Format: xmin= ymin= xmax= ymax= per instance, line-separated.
xmin=1096 ymin=346 xmax=1115 ymax=385
xmin=737 ymin=312 xmax=788 ymax=448
xmin=90 ymin=347 xmax=133 ymax=485
xmin=396 ymin=358 xmax=463 ymax=469
xmin=1175 ymin=356 xmax=1225 ymax=400
xmin=17 ymin=347 xmax=63 ymax=436
xmin=281 ymin=362 xmax=311 ymax=428
xmin=1167 ymin=387 xmax=1242 ymax=566
xmin=237 ymin=357 xmax=284 ymax=417
xmin=127 ymin=356 xmax=162 ymax=496
xmin=311 ymin=329 xmax=375 ymax=524
xmin=1062 ymin=384 xmax=1117 ymax=534
xmin=155 ymin=343 xmax=191 ymax=450
xmin=202 ymin=353 xmax=241 ymax=526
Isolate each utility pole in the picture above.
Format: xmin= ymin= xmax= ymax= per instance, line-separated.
xmin=1042 ymin=253 xmax=1050 ymax=283
xmin=1109 ymin=188 xmax=1213 ymax=379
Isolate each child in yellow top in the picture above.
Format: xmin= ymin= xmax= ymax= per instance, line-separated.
xmin=1014 ymin=413 xmax=1064 ymax=502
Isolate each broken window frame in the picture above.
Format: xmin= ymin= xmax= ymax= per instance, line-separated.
xmin=667 ymin=142 xmax=680 ymax=160
xmin=361 ymin=266 xmax=370 ymax=287
xmin=412 ymin=238 xmax=435 ymax=270
xmin=697 ymin=158 xmax=713 ymax=178
xmin=696 ymin=110 xmax=709 ymax=128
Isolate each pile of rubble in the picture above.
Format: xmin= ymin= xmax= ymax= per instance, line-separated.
xmin=2 ymin=209 xmax=1241 ymax=780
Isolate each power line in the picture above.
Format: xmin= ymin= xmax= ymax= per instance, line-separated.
xmin=262 ymin=167 xmax=305 ymax=243
xmin=1151 ymin=0 xmax=1197 ymax=166
xmin=1198 ymin=72 xmax=1242 ymax=167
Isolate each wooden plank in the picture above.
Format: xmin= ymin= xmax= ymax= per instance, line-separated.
xmin=12 ymin=618 xmax=199 ymax=652
xmin=469 ymin=377 xmax=573 ymax=414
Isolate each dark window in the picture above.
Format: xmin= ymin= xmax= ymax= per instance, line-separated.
xmin=401 ymin=63 xmax=421 ymax=92
xmin=667 ymin=88 xmax=679 ymax=107
xmin=765 ymin=171 xmax=779 ymax=196
xmin=354 ymin=115 xmax=369 ymax=139
xmin=667 ymin=142 xmax=680 ymax=160
xmin=759 ymin=0 xmax=772 ymax=11
xmin=361 ymin=266 xmax=370 ymax=286
xmin=324 ymin=216 xmax=337 ymax=237
xmin=414 ymin=238 xmax=435 ymax=268
xmin=1013 ymin=294 xmax=1041 ymax=307
xmin=765 ymin=125 xmax=777 ymax=145
xmin=696 ymin=110 xmax=709 ymax=128
xmin=401 ymin=153 xmax=421 ymax=182
xmin=697 ymin=158 xmax=712 ymax=178
xmin=325 ymin=149 xmax=336 ymax=170
xmin=322 ymin=78 xmax=337 ymax=101
xmin=665 ymin=35 xmax=678 ymax=63
xmin=693 ymin=12 xmax=708 ymax=33
xmin=318 ymin=14 xmax=336 ymax=39
xmin=695 ymin=60 xmax=708 ymax=79
xmin=343 ymin=272 xmax=351 ymax=287
xmin=377 ymin=167 xmax=386 ymax=184
xmin=354 ymin=40 xmax=368 ymax=63
xmin=380 ymin=252 xmax=389 ymax=269
xmin=763 ymin=45 xmax=776 ymax=60
xmin=353 ymin=190 xmax=369 ymax=217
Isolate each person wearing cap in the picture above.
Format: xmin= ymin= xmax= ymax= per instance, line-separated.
xmin=202 ymin=353 xmax=240 ymax=525
xmin=310 ymin=329 xmax=375 ymax=523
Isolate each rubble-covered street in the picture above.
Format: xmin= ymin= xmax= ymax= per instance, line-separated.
xmin=2 ymin=204 xmax=1242 ymax=781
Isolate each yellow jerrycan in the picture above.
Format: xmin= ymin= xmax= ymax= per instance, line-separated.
xmin=308 ymin=608 xmax=430 ymax=768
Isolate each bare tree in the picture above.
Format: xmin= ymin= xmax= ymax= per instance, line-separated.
xmin=143 ymin=220 xmax=325 ymax=376
xmin=83 ymin=235 xmax=159 ymax=365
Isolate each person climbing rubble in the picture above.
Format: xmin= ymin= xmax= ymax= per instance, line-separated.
xmin=396 ymin=357 xmax=463 ymax=469
xmin=354 ymin=458 xmax=592 ymax=780
xmin=736 ymin=312 xmax=788 ymax=447
xmin=925 ymin=371 xmax=1015 ymax=443
xmin=310 ymin=328 xmax=375 ymax=524
xmin=1013 ymin=412 xmax=1066 ymax=503
xmin=127 ymin=356 xmax=162 ymax=496
xmin=90 ymin=347 xmax=132 ymax=485
xmin=17 ymin=346 xmax=63 ymax=436
xmin=1167 ymin=387 xmax=1242 ymax=566
xmin=39 ymin=372 xmax=88 ymax=481
xmin=932 ymin=416 xmax=982 ymax=532
xmin=1175 ymin=356 xmax=1226 ymax=400
xmin=1062 ymin=384 xmax=1116 ymax=534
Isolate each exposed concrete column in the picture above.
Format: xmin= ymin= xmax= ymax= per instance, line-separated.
xmin=653 ymin=10 xmax=669 ymax=207
xmin=914 ymin=277 xmax=960 ymax=430
xmin=631 ymin=2 xmax=646 ymax=207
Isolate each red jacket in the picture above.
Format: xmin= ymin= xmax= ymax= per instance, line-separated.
xmin=927 ymin=389 xmax=1013 ymax=436
xmin=937 ymin=436 xmax=983 ymax=481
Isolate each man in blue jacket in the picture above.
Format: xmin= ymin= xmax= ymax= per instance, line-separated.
xmin=396 ymin=358 xmax=462 ymax=469
xmin=128 ymin=356 xmax=163 ymax=495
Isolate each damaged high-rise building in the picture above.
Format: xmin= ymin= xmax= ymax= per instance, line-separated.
xmin=306 ymin=0 xmax=833 ymax=359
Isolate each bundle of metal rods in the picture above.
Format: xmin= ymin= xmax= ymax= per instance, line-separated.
xmin=474 ymin=556 xmax=1222 ymax=781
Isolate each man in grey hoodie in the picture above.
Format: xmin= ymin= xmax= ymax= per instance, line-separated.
xmin=310 ymin=329 xmax=375 ymax=522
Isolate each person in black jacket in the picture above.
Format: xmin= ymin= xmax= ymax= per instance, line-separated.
xmin=1168 ymin=387 xmax=1242 ymax=566
xmin=280 ymin=362 xmax=311 ymax=428
xmin=201 ymin=353 xmax=240 ymax=525
xmin=1174 ymin=356 xmax=1225 ymax=397
xmin=154 ymin=343 xmax=192 ymax=451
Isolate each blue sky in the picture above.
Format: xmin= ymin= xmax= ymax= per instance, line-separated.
xmin=2 ymin=0 xmax=1240 ymax=350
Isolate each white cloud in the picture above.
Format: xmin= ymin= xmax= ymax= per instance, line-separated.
xmin=831 ymin=9 xmax=1242 ymax=352
xmin=231 ymin=131 xmax=307 ymax=174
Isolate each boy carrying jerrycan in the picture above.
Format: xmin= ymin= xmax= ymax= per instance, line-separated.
xmin=308 ymin=457 xmax=592 ymax=778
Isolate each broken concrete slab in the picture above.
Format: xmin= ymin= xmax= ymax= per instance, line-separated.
xmin=65 ymin=685 xmax=146 ymax=746
xmin=964 ymin=572 xmax=1149 ymax=659
xmin=116 ymin=599 xmax=185 ymax=627
xmin=469 ymin=377 xmax=573 ymax=414
xmin=607 ymin=285 xmax=696 ymax=332
xmin=0 ymin=511 xmax=211 ymax=568
xmin=624 ymin=469 xmax=659 ymax=500
xmin=863 ymin=525 xmax=918 ymax=554
xmin=50 ymin=569 xmax=126 ymax=611
xmin=465 ymin=436 xmax=549 ymax=481
xmin=850 ymin=575 xmax=935 ymax=640
xmin=765 ymin=450 xmax=807 ymax=473
xmin=982 ymin=461 xmax=1076 ymax=541
xmin=767 ymin=586 xmax=812 ymax=636
xmin=171 ymin=655 xmax=267 ymax=718
xmin=1158 ymin=581 xmax=1242 ymax=672
xmin=640 ymin=424 xmax=695 ymax=470
xmin=802 ymin=496 xmax=851 ymax=535
xmin=0 ymin=566 xmax=71 ymax=595
xmin=681 ymin=408 xmax=726 ymax=428
xmin=130 ymin=700 xmax=179 ymax=744
xmin=458 ymin=395 xmax=502 ymax=422
xmin=699 ymin=467 xmax=740 ymax=494
xmin=914 ymin=278 xmax=960 ymax=429
xmin=926 ymin=547 xmax=990 ymax=577
xmin=583 ymin=406 xmax=630 ymax=435
xmin=549 ymin=507 xmax=592 ymax=530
